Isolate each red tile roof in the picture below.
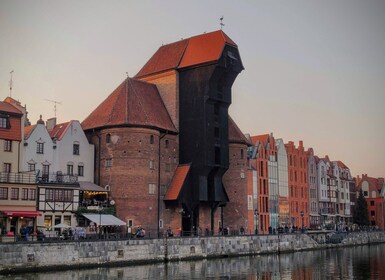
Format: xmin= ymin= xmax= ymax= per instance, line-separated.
xmin=0 ymin=101 xmax=22 ymax=115
xmin=164 ymin=164 xmax=191 ymax=201
xmin=49 ymin=121 xmax=71 ymax=140
xmin=251 ymin=134 xmax=269 ymax=145
xmin=228 ymin=116 xmax=251 ymax=145
xmin=136 ymin=30 xmax=239 ymax=78
xmin=81 ymin=78 xmax=177 ymax=133
xmin=336 ymin=160 xmax=348 ymax=169
xmin=24 ymin=125 xmax=36 ymax=140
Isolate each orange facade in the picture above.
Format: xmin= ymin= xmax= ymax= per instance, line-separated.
xmin=285 ymin=141 xmax=309 ymax=229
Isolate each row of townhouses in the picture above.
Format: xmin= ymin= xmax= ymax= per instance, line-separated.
xmin=1 ymin=30 xmax=384 ymax=238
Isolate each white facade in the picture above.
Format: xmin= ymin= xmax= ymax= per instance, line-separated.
xmin=22 ymin=123 xmax=53 ymax=175
xmin=52 ymin=121 xmax=94 ymax=182
xmin=276 ymin=138 xmax=289 ymax=227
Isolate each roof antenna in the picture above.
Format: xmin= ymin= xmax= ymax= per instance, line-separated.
xmin=44 ymin=99 xmax=62 ymax=117
xmin=9 ymin=70 xmax=14 ymax=97
xmin=220 ymin=16 xmax=225 ymax=30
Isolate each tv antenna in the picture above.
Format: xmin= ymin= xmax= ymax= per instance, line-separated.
xmin=44 ymin=99 xmax=62 ymax=117
xmin=220 ymin=16 xmax=225 ymax=30
xmin=9 ymin=70 xmax=14 ymax=97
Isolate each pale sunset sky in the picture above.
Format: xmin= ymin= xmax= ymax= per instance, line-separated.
xmin=0 ymin=1 xmax=384 ymax=178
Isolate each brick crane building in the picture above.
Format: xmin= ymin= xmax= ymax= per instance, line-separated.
xmin=82 ymin=30 xmax=245 ymax=237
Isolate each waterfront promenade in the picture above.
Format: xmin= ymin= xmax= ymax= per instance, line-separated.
xmin=1 ymin=231 xmax=385 ymax=274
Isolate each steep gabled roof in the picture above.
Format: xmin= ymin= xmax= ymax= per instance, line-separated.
xmin=228 ymin=116 xmax=251 ymax=145
xmin=251 ymin=134 xmax=269 ymax=146
xmin=0 ymin=101 xmax=22 ymax=115
xmin=136 ymin=30 xmax=240 ymax=78
xmin=49 ymin=121 xmax=71 ymax=140
xmin=336 ymin=160 xmax=348 ymax=169
xmin=81 ymin=78 xmax=177 ymax=133
xmin=24 ymin=125 xmax=36 ymax=140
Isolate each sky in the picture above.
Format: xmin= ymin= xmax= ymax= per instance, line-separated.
xmin=1 ymin=0 xmax=384 ymax=178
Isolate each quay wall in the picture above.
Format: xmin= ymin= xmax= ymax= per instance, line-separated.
xmin=1 ymin=231 xmax=385 ymax=274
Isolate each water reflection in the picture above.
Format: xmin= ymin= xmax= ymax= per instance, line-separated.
xmin=1 ymin=244 xmax=384 ymax=279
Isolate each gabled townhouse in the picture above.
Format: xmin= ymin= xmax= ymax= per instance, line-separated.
xmin=333 ymin=161 xmax=352 ymax=228
xmin=249 ymin=134 xmax=270 ymax=234
xmin=276 ymin=138 xmax=289 ymax=229
xmin=23 ymin=116 xmax=97 ymax=230
xmin=285 ymin=141 xmax=309 ymax=230
xmin=317 ymin=157 xmax=329 ymax=227
xmin=356 ymin=174 xmax=385 ymax=230
xmin=0 ymin=99 xmax=39 ymax=236
xmin=307 ymin=148 xmax=319 ymax=229
xmin=318 ymin=156 xmax=338 ymax=229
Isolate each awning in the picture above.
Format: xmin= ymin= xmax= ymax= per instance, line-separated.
xmin=1 ymin=210 xmax=42 ymax=217
xmin=79 ymin=181 xmax=107 ymax=192
xmin=82 ymin=214 xmax=126 ymax=226
xmin=164 ymin=164 xmax=190 ymax=201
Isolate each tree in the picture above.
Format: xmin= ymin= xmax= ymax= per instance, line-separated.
xmin=353 ymin=189 xmax=370 ymax=227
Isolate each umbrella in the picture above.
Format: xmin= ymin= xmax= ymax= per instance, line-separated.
xmin=53 ymin=223 xmax=72 ymax=229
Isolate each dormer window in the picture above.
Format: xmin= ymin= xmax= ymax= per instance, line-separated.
xmin=0 ymin=116 xmax=10 ymax=129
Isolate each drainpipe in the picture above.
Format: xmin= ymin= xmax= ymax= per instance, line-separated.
xmin=157 ymin=131 xmax=166 ymax=238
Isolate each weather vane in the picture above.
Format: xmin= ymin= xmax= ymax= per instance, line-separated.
xmin=220 ymin=16 xmax=225 ymax=30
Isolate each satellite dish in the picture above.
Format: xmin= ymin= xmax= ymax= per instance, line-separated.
xmin=110 ymin=200 xmax=115 ymax=205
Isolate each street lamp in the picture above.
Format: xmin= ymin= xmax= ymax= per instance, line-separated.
xmin=254 ymin=209 xmax=258 ymax=235
xmin=300 ymin=210 xmax=304 ymax=233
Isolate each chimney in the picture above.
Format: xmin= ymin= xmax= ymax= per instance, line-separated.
xmin=46 ymin=117 xmax=57 ymax=130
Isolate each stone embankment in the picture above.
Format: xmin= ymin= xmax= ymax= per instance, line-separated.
xmin=1 ymin=231 xmax=384 ymax=274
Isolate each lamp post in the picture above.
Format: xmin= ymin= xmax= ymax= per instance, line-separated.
xmin=300 ymin=210 xmax=304 ymax=233
xmin=254 ymin=209 xmax=258 ymax=235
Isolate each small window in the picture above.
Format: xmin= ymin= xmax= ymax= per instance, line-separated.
xmin=149 ymin=183 xmax=155 ymax=194
xmin=105 ymin=159 xmax=112 ymax=167
xmin=0 ymin=187 xmax=8 ymax=199
xmin=78 ymin=165 xmax=84 ymax=177
xmin=37 ymin=142 xmax=44 ymax=154
xmin=240 ymin=149 xmax=244 ymax=159
xmin=215 ymin=147 xmax=221 ymax=164
xmin=73 ymin=143 xmax=80 ymax=155
xmin=165 ymin=140 xmax=169 ymax=148
xmin=150 ymin=160 xmax=155 ymax=170
xmin=371 ymin=211 xmax=375 ymax=217
xmin=4 ymin=140 xmax=12 ymax=152
xmin=159 ymin=219 xmax=163 ymax=229
xmin=150 ymin=135 xmax=154 ymax=144
xmin=11 ymin=188 xmax=19 ymax=200
xmin=22 ymin=188 xmax=28 ymax=200
xmin=29 ymin=189 xmax=36 ymax=200
xmin=28 ymin=163 xmax=35 ymax=171
xmin=0 ymin=116 xmax=9 ymax=128
xmin=3 ymin=163 xmax=11 ymax=173
xmin=67 ymin=164 xmax=74 ymax=176
xmin=165 ymin=163 xmax=171 ymax=172
xmin=364 ymin=191 xmax=368 ymax=197
xmin=370 ymin=200 xmax=375 ymax=206
xmin=106 ymin=134 xmax=111 ymax=143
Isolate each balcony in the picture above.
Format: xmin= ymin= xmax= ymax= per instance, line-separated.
xmin=0 ymin=172 xmax=36 ymax=184
xmin=37 ymin=171 xmax=78 ymax=185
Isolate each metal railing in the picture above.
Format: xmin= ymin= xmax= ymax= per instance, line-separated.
xmin=0 ymin=172 xmax=36 ymax=184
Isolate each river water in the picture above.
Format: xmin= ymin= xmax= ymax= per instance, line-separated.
xmin=2 ymin=243 xmax=385 ymax=279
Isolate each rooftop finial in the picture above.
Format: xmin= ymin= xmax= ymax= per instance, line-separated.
xmin=220 ymin=16 xmax=225 ymax=30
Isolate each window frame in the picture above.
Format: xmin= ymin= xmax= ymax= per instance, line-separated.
xmin=37 ymin=142 xmax=44 ymax=154
xmin=4 ymin=140 xmax=12 ymax=152
xmin=73 ymin=143 xmax=80 ymax=155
